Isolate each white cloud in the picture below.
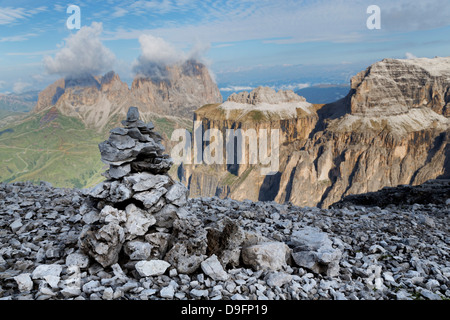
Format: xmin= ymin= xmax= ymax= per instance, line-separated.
xmin=111 ymin=7 xmax=129 ymax=18
xmin=0 ymin=33 xmax=38 ymax=43
xmin=53 ymin=4 xmax=65 ymax=12
xmin=276 ymin=83 xmax=311 ymax=91
xmin=132 ymin=34 xmax=214 ymax=80
xmin=405 ymin=52 xmax=418 ymax=59
xmin=138 ymin=34 xmax=186 ymax=65
xmin=132 ymin=34 xmax=187 ymax=78
xmin=13 ymin=81 xmax=31 ymax=93
xmin=220 ymin=86 xmax=254 ymax=92
xmin=0 ymin=6 xmax=47 ymax=25
xmin=0 ymin=7 xmax=29 ymax=25
xmin=104 ymin=0 xmax=450 ymax=48
xmin=7 ymin=49 xmax=57 ymax=56
xmin=43 ymin=22 xmax=116 ymax=78
xmin=383 ymin=1 xmax=450 ymax=32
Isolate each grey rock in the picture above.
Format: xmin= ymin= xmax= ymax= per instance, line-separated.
xmin=266 ymin=272 xmax=293 ymax=288
xmin=14 ymin=273 xmax=33 ymax=292
xmin=102 ymin=287 xmax=114 ymax=300
xmin=78 ymin=223 xmax=125 ymax=268
xmin=10 ymin=218 xmax=23 ymax=233
xmin=160 ymin=286 xmax=175 ymax=299
xmin=124 ymin=172 xmax=169 ymax=192
xmin=290 ymin=227 xmax=342 ymax=277
xmin=99 ymin=141 xmax=135 ymax=164
xmin=109 ymin=164 xmax=131 ymax=179
xmin=165 ymin=182 xmax=188 ymax=207
xmin=61 ymin=287 xmax=82 ymax=298
xmin=31 ymin=264 xmax=63 ymax=280
xmin=144 ymin=232 xmax=171 ymax=259
xmin=241 ymin=242 xmax=290 ymax=271
xmin=108 ymin=181 xmax=132 ymax=203
xmin=127 ymin=127 xmax=151 ymax=142
xmin=43 ymin=275 xmax=60 ymax=289
xmin=201 ymin=254 xmax=229 ymax=281
xmin=109 ymin=134 xmax=136 ymax=150
xmin=135 ymin=260 xmax=171 ymax=277
xmin=110 ymin=127 xmax=128 ymax=136
xmin=124 ymin=204 xmax=156 ymax=240
xmin=126 ymin=107 xmax=140 ymax=122
xmin=66 ymin=252 xmax=90 ymax=268
xmin=99 ymin=205 xmax=126 ymax=225
xmin=190 ymin=288 xmax=209 ymax=298
xmin=165 ymin=243 xmax=206 ymax=274
xmin=152 ymin=204 xmax=178 ymax=228
xmin=124 ymin=240 xmax=152 ymax=260
xmin=133 ymin=188 xmax=167 ymax=209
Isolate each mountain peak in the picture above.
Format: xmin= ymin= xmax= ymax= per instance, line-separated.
xmin=350 ymin=56 xmax=450 ymax=117
xmin=227 ymin=86 xmax=306 ymax=105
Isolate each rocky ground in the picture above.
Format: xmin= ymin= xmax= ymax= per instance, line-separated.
xmin=0 ymin=180 xmax=449 ymax=300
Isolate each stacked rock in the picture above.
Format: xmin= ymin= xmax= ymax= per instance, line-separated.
xmin=99 ymin=106 xmax=173 ymax=179
xmin=78 ymin=107 xmax=189 ymax=270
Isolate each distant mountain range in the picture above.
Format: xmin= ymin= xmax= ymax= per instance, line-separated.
xmin=219 ymin=84 xmax=350 ymax=104
xmin=0 ymin=60 xmax=220 ymax=188
xmin=0 ymin=91 xmax=39 ymax=119
xmin=184 ymin=57 xmax=450 ymax=208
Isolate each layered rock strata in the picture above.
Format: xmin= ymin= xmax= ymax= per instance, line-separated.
xmin=184 ymin=57 xmax=450 ymax=207
xmin=184 ymin=86 xmax=318 ymax=199
xmin=33 ymin=60 xmax=222 ymax=131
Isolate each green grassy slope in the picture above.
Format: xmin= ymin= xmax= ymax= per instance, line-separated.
xmin=0 ymin=108 xmax=106 ymax=188
xmin=0 ymin=108 xmax=193 ymax=189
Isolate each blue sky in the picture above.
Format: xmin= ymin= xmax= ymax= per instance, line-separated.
xmin=1 ymin=0 xmax=450 ymax=93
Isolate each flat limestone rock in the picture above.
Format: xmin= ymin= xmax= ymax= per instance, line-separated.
xmin=135 ymin=260 xmax=170 ymax=277
xmin=109 ymin=134 xmax=136 ymax=150
xmin=124 ymin=172 xmax=170 ymax=192
xmin=133 ymin=188 xmax=168 ymax=209
xmin=201 ymin=255 xmax=229 ymax=281
xmin=109 ymin=164 xmax=131 ymax=180
xmin=241 ymin=242 xmax=290 ymax=271
xmin=290 ymin=227 xmax=342 ymax=277
xmin=124 ymin=204 xmax=156 ymax=240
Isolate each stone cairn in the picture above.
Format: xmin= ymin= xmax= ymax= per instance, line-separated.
xmin=78 ymin=107 xmax=203 ymax=276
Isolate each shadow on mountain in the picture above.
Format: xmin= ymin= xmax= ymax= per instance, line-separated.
xmin=307 ymin=89 xmax=353 ymax=139
xmin=0 ymin=128 xmax=13 ymax=136
xmin=133 ymin=62 xmax=172 ymax=85
xmin=65 ymin=74 xmax=101 ymax=89
xmin=258 ymin=172 xmax=282 ymax=201
xmin=437 ymin=131 xmax=450 ymax=179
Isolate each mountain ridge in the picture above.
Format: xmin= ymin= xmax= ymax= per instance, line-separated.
xmin=33 ymin=59 xmax=222 ymax=132
xmin=0 ymin=60 xmax=220 ymax=188
xmin=183 ymin=56 xmax=450 ymax=208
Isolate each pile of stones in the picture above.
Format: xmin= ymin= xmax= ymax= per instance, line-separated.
xmin=1 ymin=181 xmax=449 ymax=300
xmin=78 ymin=107 xmax=197 ymax=274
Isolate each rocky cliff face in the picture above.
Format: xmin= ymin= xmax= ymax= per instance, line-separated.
xmin=184 ymin=57 xmax=450 ymax=208
xmin=350 ymin=57 xmax=450 ymax=117
xmin=33 ymin=60 xmax=222 ymax=131
xmin=132 ymin=60 xmax=222 ymax=118
xmin=183 ymin=87 xmax=319 ymax=200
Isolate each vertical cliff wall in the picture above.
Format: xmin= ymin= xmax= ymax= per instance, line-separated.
xmin=184 ymin=57 xmax=450 ymax=208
